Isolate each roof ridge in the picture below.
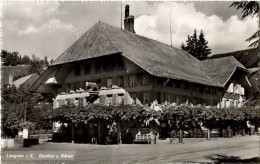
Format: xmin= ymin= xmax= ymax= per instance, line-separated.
xmin=212 ymin=47 xmax=257 ymax=56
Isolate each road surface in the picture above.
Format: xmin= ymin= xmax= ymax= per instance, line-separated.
xmin=2 ymin=135 xmax=260 ymax=163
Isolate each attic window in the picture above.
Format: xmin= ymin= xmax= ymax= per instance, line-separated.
xmin=85 ymin=64 xmax=91 ymax=75
xmin=183 ymin=83 xmax=189 ymax=90
xmin=75 ymin=65 xmax=81 ymax=76
xmin=199 ymin=85 xmax=204 ymax=93
xmin=117 ymin=57 xmax=124 ymax=69
xmin=175 ymin=81 xmax=181 ymax=88
xmin=143 ymin=74 xmax=150 ymax=85
xmin=95 ymin=62 xmax=101 ymax=73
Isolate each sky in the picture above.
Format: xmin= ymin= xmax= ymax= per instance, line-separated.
xmin=2 ymin=1 xmax=258 ymax=61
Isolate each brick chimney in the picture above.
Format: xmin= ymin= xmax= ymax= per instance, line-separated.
xmin=124 ymin=5 xmax=135 ymax=33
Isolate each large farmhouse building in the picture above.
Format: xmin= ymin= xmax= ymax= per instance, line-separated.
xmin=29 ymin=5 xmax=257 ymax=107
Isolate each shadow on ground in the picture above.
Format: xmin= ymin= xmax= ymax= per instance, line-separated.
xmin=206 ymin=154 xmax=260 ymax=163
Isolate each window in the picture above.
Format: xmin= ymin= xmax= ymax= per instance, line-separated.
xmin=84 ymin=64 xmax=91 ymax=75
xmin=75 ymin=65 xmax=81 ymax=76
xmin=206 ymin=86 xmax=210 ymax=93
xmin=107 ymin=78 xmax=112 ymax=88
xmin=157 ymin=78 xmax=164 ymax=85
xmin=129 ymin=75 xmax=137 ymax=86
xmin=81 ymin=81 xmax=86 ymax=90
xmin=143 ymin=74 xmax=150 ymax=85
xmin=166 ymin=80 xmax=172 ymax=87
xmin=166 ymin=93 xmax=172 ymax=103
xmin=117 ymin=57 xmax=124 ymax=69
xmin=95 ymin=79 xmax=101 ymax=85
xmin=70 ymin=83 xmax=75 ymax=91
xmin=95 ymin=62 xmax=101 ymax=73
xmin=66 ymin=83 xmax=71 ymax=93
xmin=118 ymin=76 xmax=124 ymax=87
xmin=130 ymin=93 xmax=137 ymax=99
xmin=111 ymin=59 xmax=116 ymax=71
xmin=192 ymin=85 xmax=197 ymax=91
xmin=199 ymin=86 xmax=204 ymax=92
xmin=183 ymin=83 xmax=189 ymax=90
xmin=212 ymin=88 xmax=217 ymax=94
xmin=175 ymin=81 xmax=181 ymax=88
xmin=143 ymin=92 xmax=150 ymax=104
xmin=103 ymin=61 xmax=111 ymax=72
xmin=75 ymin=81 xmax=80 ymax=90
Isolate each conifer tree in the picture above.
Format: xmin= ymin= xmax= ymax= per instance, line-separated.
xmin=181 ymin=29 xmax=211 ymax=60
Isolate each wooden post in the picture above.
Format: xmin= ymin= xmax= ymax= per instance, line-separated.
xmin=228 ymin=125 xmax=231 ymax=138
xmin=207 ymin=128 xmax=211 ymax=140
xmin=179 ymin=129 xmax=183 ymax=143
xmin=71 ymin=122 xmax=74 ymax=143
xmin=98 ymin=120 xmax=101 ymax=143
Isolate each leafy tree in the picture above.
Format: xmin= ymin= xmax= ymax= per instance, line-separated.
xmin=21 ymin=55 xmax=31 ymax=65
xmin=181 ymin=29 xmax=211 ymax=60
xmin=1 ymin=50 xmax=8 ymax=58
xmin=230 ymin=1 xmax=259 ymax=47
xmin=2 ymin=85 xmax=51 ymax=137
xmin=1 ymin=50 xmax=21 ymax=66
xmin=30 ymin=60 xmax=43 ymax=75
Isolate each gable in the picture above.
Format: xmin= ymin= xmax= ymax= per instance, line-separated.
xmin=202 ymin=56 xmax=248 ymax=86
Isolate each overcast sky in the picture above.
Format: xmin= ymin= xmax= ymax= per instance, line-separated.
xmin=2 ymin=1 xmax=258 ymax=61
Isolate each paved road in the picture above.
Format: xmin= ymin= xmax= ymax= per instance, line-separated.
xmin=2 ymin=135 xmax=260 ymax=163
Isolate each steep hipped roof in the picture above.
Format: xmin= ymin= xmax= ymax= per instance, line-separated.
xmin=52 ymin=22 xmax=220 ymax=87
xmin=201 ymin=56 xmax=247 ymax=86
xmin=209 ymin=48 xmax=258 ymax=68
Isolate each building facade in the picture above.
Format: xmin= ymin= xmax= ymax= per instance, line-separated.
xmin=29 ymin=5 xmax=257 ymax=107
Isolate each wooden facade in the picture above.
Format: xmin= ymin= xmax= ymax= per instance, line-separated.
xmin=52 ymin=54 xmax=223 ymax=106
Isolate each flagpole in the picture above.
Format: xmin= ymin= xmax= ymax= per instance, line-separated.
xmin=121 ymin=1 xmax=122 ymax=29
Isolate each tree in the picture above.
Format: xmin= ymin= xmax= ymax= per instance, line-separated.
xmin=1 ymin=50 xmax=21 ymax=66
xmin=44 ymin=56 xmax=49 ymax=66
xmin=21 ymin=55 xmax=31 ymax=65
xmin=198 ymin=30 xmax=212 ymax=59
xmin=50 ymin=59 xmax=54 ymax=65
xmin=2 ymin=85 xmax=51 ymax=137
xmin=181 ymin=29 xmax=211 ymax=60
xmin=230 ymin=1 xmax=259 ymax=47
xmin=30 ymin=60 xmax=43 ymax=75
